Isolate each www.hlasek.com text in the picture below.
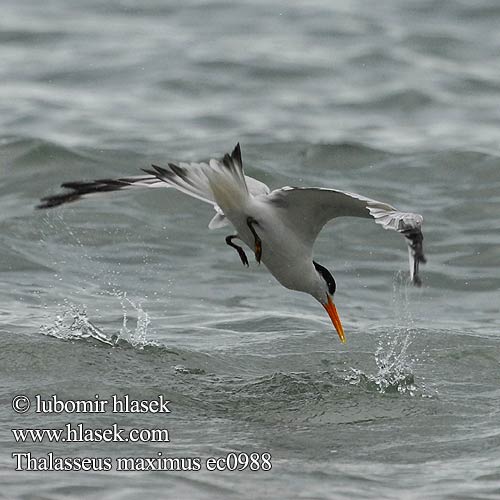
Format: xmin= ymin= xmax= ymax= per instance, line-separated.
xmin=12 ymin=423 xmax=170 ymax=444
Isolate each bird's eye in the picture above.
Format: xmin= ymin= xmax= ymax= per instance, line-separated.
xmin=326 ymin=277 xmax=336 ymax=295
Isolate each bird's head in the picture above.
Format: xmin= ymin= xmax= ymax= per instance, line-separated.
xmin=312 ymin=261 xmax=345 ymax=343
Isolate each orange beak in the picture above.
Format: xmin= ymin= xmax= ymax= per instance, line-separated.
xmin=323 ymin=295 xmax=346 ymax=343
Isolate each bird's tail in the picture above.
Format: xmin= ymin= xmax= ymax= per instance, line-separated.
xmin=206 ymin=143 xmax=251 ymax=215
xmin=143 ymin=143 xmax=250 ymax=215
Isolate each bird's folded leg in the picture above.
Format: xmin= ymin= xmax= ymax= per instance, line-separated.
xmin=225 ymin=235 xmax=249 ymax=267
xmin=246 ymin=217 xmax=262 ymax=264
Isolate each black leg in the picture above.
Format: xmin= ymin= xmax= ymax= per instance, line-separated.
xmin=225 ymin=235 xmax=249 ymax=267
xmin=246 ymin=217 xmax=262 ymax=264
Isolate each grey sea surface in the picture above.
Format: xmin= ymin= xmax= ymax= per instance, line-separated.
xmin=1 ymin=1 xmax=500 ymax=499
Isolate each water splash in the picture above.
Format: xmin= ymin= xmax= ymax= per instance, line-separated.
xmin=348 ymin=325 xmax=419 ymax=395
xmin=40 ymin=302 xmax=115 ymax=345
xmin=346 ymin=272 xmax=426 ymax=396
xmin=39 ymin=213 xmax=157 ymax=349
xmin=114 ymin=290 xmax=151 ymax=348
xmin=40 ymin=291 xmax=154 ymax=349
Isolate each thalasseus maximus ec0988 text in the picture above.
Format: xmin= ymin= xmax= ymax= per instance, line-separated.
xmin=38 ymin=143 xmax=426 ymax=343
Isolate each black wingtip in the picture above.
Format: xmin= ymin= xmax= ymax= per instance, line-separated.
xmin=152 ymin=164 xmax=170 ymax=176
xmin=36 ymin=200 xmax=52 ymax=209
xmin=36 ymin=193 xmax=80 ymax=209
xmin=231 ymin=142 xmax=242 ymax=166
xmin=222 ymin=153 xmax=233 ymax=169
xmin=142 ymin=164 xmax=169 ymax=178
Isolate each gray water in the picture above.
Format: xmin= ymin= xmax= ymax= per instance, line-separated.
xmin=1 ymin=1 xmax=500 ymax=499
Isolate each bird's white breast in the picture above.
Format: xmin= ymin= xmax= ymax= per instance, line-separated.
xmin=228 ymin=198 xmax=317 ymax=293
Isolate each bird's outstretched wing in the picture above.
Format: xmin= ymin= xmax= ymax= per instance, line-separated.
xmin=37 ymin=175 xmax=167 ymax=209
xmin=266 ymin=187 xmax=426 ymax=285
xmin=37 ymin=144 xmax=270 ymax=230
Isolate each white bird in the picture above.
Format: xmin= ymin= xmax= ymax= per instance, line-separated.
xmin=38 ymin=143 xmax=426 ymax=343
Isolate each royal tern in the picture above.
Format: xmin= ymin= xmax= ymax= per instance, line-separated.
xmin=38 ymin=143 xmax=426 ymax=343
